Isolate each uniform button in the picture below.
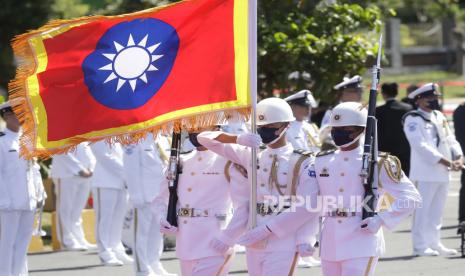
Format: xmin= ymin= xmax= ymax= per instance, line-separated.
xmin=191 ymin=172 xmax=195 ymax=176
xmin=198 ymin=157 xmax=202 ymax=161
xmin=260 ymin=183 xmax=265 ymax=187
xmin=338 ymin=219 xmax=342 ymax=224
xmin=185 ymin=204 xmax=190 ymax=207
xmin=340 ymin=172 xmax=345 ymax=176
xmin=183 ymin=220 xmax=187 ymax=224
xmin=263 ymin=168 xmax=268 ymax=172
xmin=339 ymin=188 xmax=344 ymax=193
xmin=187 ymin=187 xmax=192 ymax=192
xmin=269 ymin=154 xmax=273 ymax=158
xmin=344 ymin=157 xmax=349 ymax=161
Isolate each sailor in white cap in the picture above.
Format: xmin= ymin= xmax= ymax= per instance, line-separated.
xmin=285 ymin=90 xmax=321 ymax=154
xmin=238 ymin=102 xmax=421 ymax=276
xmin=284 ymin=90 xmax=321 ymax=268
xmin=403 ymin=83 xmax=464 ymax=256
xmin=320 ymin=75 xmax=364 ymax=146
xmin=0 ymin=101 xmax=46 ymax=276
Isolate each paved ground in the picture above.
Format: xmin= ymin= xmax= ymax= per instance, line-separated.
xmin=28 ymin=172 xmax=464 ymax=276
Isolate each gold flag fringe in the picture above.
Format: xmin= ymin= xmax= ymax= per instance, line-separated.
xmin=8 ymin=0 xmax=251 ymax=160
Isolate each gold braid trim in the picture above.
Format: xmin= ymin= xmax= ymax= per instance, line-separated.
xmin=269 ymin=155 xmax=287 ymax=196
xmin=290 ymin=154 xmax=311 ymax=196
xmin=303 ymin=127 xmax=321 ymax=148
xmin=156 ymin=141 xmax=170 ymax=165
xmin=224 ymin=161 xmax=232 ymax=183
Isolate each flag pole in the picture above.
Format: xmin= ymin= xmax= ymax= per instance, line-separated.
xmin=248 ymin=0 xmax=258 ymax=229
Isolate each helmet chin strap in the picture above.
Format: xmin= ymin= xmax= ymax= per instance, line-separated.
xmin=268 ymin=124 xmax=289 ymax=146
xmin=338 ymin=132 xmax=363 ymax=148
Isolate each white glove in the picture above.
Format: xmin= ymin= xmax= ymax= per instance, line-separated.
xmin=236 ymin=133 xmax=262 ymax=148
xmin=159 ymin=219 xmax=178 ymax=235
xmin=297 ymin=243 xmax=315 ymax=257
xmin=360 ymin=215 xmax=382 ymax=234
xmin=209 ymin=238 xmax=230 ymax=255
xmin=238 ymin=224 xmax=272 ymax=246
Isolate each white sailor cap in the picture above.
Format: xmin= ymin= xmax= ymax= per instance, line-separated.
xmin=408 ymin=83 xmax=441 ymax=99
xmin=284 ymin=90 xmax=317 ymax=108
xmin=334 ymin=75 xmax=363 ymax=90
xmin=0 ymin=101 xmax=13 ymax=117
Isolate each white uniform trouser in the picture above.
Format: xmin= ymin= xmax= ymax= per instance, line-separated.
xmin=133 ymin=205 xmax=164 ymax=276
xmin=322 ymin=257 xmax=378 ymax=276
xmin=245 ymin=250 xmax=298 ymax=276
xmin=55 ymin=177 xmax=91 ymax=247
xmin=412 ymin=181 xmax=449 ymax=250
xmin=180 ymin=254 xmax=232 ymax=276
xmin=0 ymin=210 xmax=35 ymax=276
xmin=93 ymin=188 xmax=128 ymax=258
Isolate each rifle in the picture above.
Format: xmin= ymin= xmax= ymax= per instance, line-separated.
xmin=166 ymin=132 xmax=182 ymax=227
xmin=361 ymin=34 xmax=383 ymax=221
xmin=459 ymin=221 xmax=465 ymax=258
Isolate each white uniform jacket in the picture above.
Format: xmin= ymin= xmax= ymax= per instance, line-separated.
xmin=286 ymin=120 xmax=320 ymax=153
xmin=404 ymin=109 xmax=463 ymax=182
xmin=267 ymin=146 xmax=421 ymax=261
xmin=153 ymin=149 xmax=234 ymax=260
xmin=90 ymin=141 xmax=125 ymax=189
xmin=123 ymin=134 xmax=170 ymax=208
xmin=51 ymin=143 xmax=96 ymax=178
xmin=0 ymin=129 xmax=45 ymax=210
xmin=197 ymin=131 xmax=316 ymax=252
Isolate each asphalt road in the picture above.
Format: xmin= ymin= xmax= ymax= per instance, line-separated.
xmin=29 ymin=172 xmax=464 ymax=276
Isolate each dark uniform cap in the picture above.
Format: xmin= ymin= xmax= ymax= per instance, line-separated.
xmin=333 ymin=75 xmax=363 ymax=90
xmin=284 ymin=90 xmax=317 ymax=108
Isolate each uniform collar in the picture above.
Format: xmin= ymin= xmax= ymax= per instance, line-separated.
xmin=337 ymin=144 xmax=363 ymax=156
xmin=265 ymin=143 xmax=293 ymax=154
xmin=417 ymin=108 xmax=433 ymax=119
xmin=4 ymin=127 xmax=20 ymax=139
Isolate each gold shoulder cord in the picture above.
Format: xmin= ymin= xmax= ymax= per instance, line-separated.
xmin=443 ymin=119 xmax=451 ymax=136
xmin=303 ymin=127 xmax=322 ymax=148
xmin=269 ymin=154 xmax=287 ymax=196
xmin=156 ymin=141 xmax=170 ymax=165
xmin=290 ymin=154 xmax=310 ymax=196
xmin=224 ymin=160 xmax=232 ymax=183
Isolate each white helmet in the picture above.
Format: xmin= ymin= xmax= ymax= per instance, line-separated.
xmin=256 ymin=97 xmax=295 ymax=126
xmin=329 ymin=102 xmax=367 ymax=127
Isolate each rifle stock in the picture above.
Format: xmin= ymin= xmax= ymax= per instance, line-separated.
xmin=167 ymin=132 xmax=182 ymax=227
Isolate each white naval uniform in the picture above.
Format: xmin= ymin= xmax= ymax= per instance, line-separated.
xmin=51 ymin=143 xmax=96 ymax=248
xmin=154 ymin=149 xmax=235 ymax=276
xmin=0 ymin=129 xmax=45 ymax=276
xmin=403 ymin=109 xmax=463 ymax=251
xmin=286 ymin=120 xmax=321 ymax=154
xmin=266 ymin=146 xmax=421 ymax=276
xmin=197 ymin=132 xmax=316 ymax=276
xmin=123 ymin=134 xmax=170 ymax=276
xmin=90 ymin=141 xmax=128 ymax=260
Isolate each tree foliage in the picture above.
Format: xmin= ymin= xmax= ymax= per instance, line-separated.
xmin=258 ymin=1 xmax=382 ymax=103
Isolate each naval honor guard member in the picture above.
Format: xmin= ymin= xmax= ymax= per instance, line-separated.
xmin=154 ymin=126 xmax=239 ymax=276
xmin=403 ymin=83 xmax=463 ymax=256
xmin=0 ymin=101 xmax=46 ymax=276
xmin=198 ymin=98 xmax=316 ymax=276
xmin=239 ymin=102 xmax=421 ymax=276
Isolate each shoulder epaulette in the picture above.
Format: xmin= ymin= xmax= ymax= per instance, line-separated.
xmin=378 ymin=151 xmax=389 ymax=158
xmin=0 ymin=132 xmax=4 ymax=137
xmin=259 ymin=145 xmax=266 ymax=150
xmin=180 ymin=150 xmax=193 ymax=155
xmin=293 ymin=149 xmax=313 ymax=157
xmin=316 ymin=149 xmax=336 ymax=157
xmin=402 ymin=110 xmax=431 ymax=125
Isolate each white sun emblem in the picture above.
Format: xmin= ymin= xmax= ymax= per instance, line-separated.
xmin=99 ymin=34 xmax=163 ymax=92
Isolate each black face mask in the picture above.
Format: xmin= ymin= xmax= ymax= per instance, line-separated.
xmin=188 ymin=133 xmax=202 ymax=148
xmin=427 ymin=99 xmax=440 ymax=110
xmin=257 ymin=127 xmax=281 ymax=144
xmin=331 ymin=129 xmax=356 ymax=147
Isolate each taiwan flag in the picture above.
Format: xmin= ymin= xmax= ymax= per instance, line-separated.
xmin=10 ymin=0 xmax=251 ymax=158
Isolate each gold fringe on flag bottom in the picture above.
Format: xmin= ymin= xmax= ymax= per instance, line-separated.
xmin=8 ymin=2 xmax=251 ymax=160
